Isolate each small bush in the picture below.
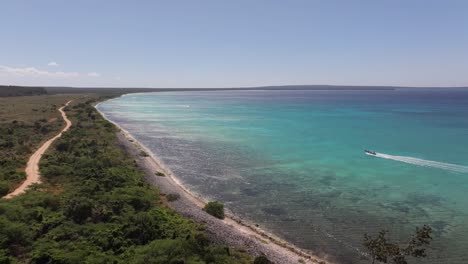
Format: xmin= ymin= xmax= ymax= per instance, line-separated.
xmin=254 ymin=255 xmax=272 ymax=264
xmin=166 ymin=193 xmax=180 ymax=202
xmin=155 ymin=171 xmax=165 ymax=177
xmin=203 ymin=201 xmax=224 ymax=219
xmin=139 ymin=151 xmax=149 ymax=157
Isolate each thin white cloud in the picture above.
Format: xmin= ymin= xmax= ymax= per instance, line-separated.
xmin=0 ymin=65 xmax=78 ymax=77
xmin=88 ymin=72 xmax=100 ymax=77
xmin=47 ymin=61 xmax=59 ymax=66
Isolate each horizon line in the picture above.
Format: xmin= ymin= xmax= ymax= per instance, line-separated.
xmin=2 ymin=84 xmax=468 ymax=90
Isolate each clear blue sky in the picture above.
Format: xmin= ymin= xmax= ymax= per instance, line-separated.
xmin=1 ymin=0 xmax=467 ymax=88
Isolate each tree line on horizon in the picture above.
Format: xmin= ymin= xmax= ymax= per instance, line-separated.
xmin=0 ymin=86 xmax=47 ymax=97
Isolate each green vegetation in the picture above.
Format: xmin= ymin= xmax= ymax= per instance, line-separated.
xmin=166 ymin=193 xmax=180 ymax=202
xmin=155 ymin=171 xmax=165 ymax=177
xmin=363 ymin=225 xmax=432 ymax=264
xmin=0 ymin=95 xmax=76 ymax=195
xmin=203 ymin=201 xmax=225 ymax=220
xmin=0 ymin=96 xmax=252 ymax=263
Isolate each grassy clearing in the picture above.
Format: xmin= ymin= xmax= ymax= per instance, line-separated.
xmin=0 ymin=95 xmax=79 ymax=123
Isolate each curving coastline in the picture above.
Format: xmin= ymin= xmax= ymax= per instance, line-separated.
xmin=95 ymin=98 xmax=334 ymax=264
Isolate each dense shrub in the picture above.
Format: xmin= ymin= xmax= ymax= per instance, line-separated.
xmin=65 ymin=197 xmax=94 ymax=224
xmin=204 ymin=201 xmax=225 ymax=219
xmin=166 ymin=193 xmax=180 ymax=202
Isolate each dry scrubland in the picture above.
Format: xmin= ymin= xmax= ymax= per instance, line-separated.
xmin=0 ymin=95 xmax=79 ymax=196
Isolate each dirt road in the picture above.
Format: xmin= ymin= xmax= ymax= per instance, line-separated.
xmin=3 ymin=100 xmax=72 ymax=199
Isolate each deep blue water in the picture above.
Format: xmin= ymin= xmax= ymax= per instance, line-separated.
xmin=98 ymin=89 xmax=468 ymax=263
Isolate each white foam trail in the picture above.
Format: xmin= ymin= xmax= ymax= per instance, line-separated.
xmin=367 ymin=152 xmax=468 ymax=173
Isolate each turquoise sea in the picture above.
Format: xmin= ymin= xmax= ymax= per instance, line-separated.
xmin=98 ymin=89 xmax=468 ymax=263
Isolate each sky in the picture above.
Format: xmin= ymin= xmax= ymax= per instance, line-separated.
xmin=1 ymin=0 xmax=467 ymax=88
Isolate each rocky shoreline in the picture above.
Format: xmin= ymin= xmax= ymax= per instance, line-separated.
xmin=115 ymin=129 xmax=332 ymax=264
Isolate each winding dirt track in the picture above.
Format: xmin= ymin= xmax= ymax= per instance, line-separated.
xmin=3 ymin=100 xmax=72 ymax=199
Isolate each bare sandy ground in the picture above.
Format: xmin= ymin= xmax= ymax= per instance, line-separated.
xmin=3 ymin=100 xmax=72 ymax=199
xmin=95 ymin=102 xmax=334 ymax=264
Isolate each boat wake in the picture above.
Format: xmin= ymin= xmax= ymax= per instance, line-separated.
xmin=367 ymin=152 xmax=468 ymax=173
